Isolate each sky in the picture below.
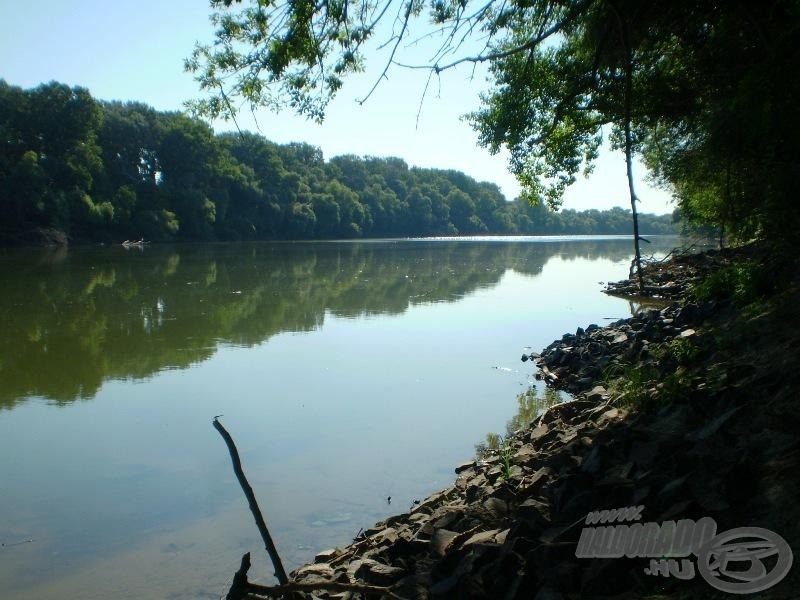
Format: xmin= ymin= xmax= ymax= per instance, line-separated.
xmin=0 ymin=0 xmax=675 ymax=214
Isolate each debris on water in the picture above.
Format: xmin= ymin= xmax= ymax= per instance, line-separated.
xmin=0 ymin=538 xmax=34 ymax=548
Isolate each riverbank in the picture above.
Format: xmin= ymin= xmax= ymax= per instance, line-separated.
xmin=227 ymin=245 xmax=799 ymax=599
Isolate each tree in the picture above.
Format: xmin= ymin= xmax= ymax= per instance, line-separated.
xmin=188 ymin=0 xmax=800 ymax=272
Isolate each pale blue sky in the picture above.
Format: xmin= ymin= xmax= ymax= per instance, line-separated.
xmin=0 ymin=0 xmax=674 ymax=214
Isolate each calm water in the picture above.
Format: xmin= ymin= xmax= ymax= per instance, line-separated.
xmin=0 ymin=237 xmax=680 ymax=599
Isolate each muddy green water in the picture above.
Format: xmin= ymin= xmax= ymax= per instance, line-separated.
xmin=0 ymin=236 xmax=680 ymax=599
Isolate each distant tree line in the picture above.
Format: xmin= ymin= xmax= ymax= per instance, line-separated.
xmin=0 ymin=80 xmax=677 ymax=244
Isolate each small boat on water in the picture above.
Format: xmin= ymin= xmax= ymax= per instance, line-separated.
xmin=122 ymin=238 xmax=150 ymax=248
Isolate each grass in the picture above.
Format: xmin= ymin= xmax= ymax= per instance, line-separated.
xmin=499 ymin=441 xmax=513 ymax=480
xmin=475 ymin=433 xmax=514 ymax=480
xmin=603 ymin=363 xmax=660 ymax=408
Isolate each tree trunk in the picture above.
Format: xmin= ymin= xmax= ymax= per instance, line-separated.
xmin=721 ymin=157 xmax=731 ymax=249
xmin=619 ymin=11 xmax=644 ymax=292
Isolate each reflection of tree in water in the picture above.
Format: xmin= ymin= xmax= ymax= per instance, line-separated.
xmin=475 ymin=385 xmax=566 ymax=459
xmin=0 ymin=238 xmax=678 ymax=407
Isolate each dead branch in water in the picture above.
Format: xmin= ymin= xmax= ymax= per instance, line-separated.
xmin=244 ymin=580 xmax=406 ymax=599
xmin=225 ymin=552 xmax=406 ymax=599
xmin=213 ymin=418 xmax=288 ymax=585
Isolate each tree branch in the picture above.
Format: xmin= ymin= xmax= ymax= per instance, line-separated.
xmin=425 ymin=0 xmax=596 ymax=73
xmin=213 ymin=417 xmax=289 ymax=585
xmin=243 ymin=579 xmax=408 ymax=599
xmin=358 ymin=1 xmax=413 ymax=104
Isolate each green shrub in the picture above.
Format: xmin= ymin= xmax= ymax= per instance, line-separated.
xmin=667 ymin=337 xmax=697 ymax=365
xmin=691 ymin=261 xmax=768 ymax=306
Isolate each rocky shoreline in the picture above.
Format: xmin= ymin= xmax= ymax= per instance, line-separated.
xmin=229 ymin=247 xmax=799 ymax=599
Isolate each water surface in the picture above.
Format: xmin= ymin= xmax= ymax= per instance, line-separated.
xmin=0 ymin=237 xmax=680 ymax=599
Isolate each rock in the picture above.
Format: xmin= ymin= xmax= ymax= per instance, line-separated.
xmin=660 ymin=473 xmax=691 ymax=497
xmin=534 ymin=585 xmax=567 ymax=600
xmin=528 ymin=423 xmax=549 ymax=442
xmin=432 ymin=510 xmax=462 ymax=530
xmin=295 ymin=562 xmax=335 ymax=579
xmin=314 ymin=548 xmax=340 ymax=562
xmin=455 ymin=460 xmax=476 ymax=474
xmin=627 ymin=440 xmax=659 ymax=467
xmin=462 ymin=528 xmax=502 ymax=547
xmin=687 ymin=405 xmax=743 ymax=441
xmin=558 ymin=429 xmax=578 ymax=444
xmin=375 ymin=527 xmax=400 ymax=544
xmin=486 ymin=465 xmax=503 ymax=480
xmin=595 ymin=407 xmax=620 ymax=425
xmin=679 ymin=328 xmax=696 ymax=337
xmin=585 ymin=385 xmax=607 ymax=402
xmin=580 ymin=445 xmax=603 ymax=475
xmin=354 ymin=559 xmax=407 ymax=585
xmin=526 ymin=467 xmax=554 ymax=492
xmin=612 ymin=332 xmax=629 ymax=344
xmin=521 ymin=353 xmax=529 ymax=362
xmin=430 ymin=528 xmax=459 ymax=557
xmin=466 ymin=483 xmax=487 ymax=502
xmin=518 ymin=498 xmax=551 ymax=527
xmin=514 ymin=444 xmax=536 ymax=462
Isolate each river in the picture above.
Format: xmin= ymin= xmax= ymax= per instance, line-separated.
xmin=0 ymin=236 xmax=682 ymax=599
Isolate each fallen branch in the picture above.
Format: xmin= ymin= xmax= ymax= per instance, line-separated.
xmin=213 ymin=418 xmax=289 ymax=585
xmin=243 ymin=580 xmax=407 ymax=599
xmin=226 ymin=552 xmax=407 ymax=600
xmin=226 ymin=552 xmax=255 ymax=600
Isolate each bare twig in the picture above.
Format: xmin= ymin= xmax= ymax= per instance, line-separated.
xmin=358 ymin=0 xmax=413 ymax=104
xmin=213 ymin=418 xmax=288 ymax=585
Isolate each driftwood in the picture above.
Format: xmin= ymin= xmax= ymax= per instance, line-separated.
xmin=226 ymin=552 xmax=405 ymax=600
xmin=226 ymin=552 xmax=255 ymax=600
xmin=213 ymin=418 xmax=289 ymax=585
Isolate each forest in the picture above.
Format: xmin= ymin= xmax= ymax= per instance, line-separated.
xmin=0 ymin=80 xmax=677 ymax=245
